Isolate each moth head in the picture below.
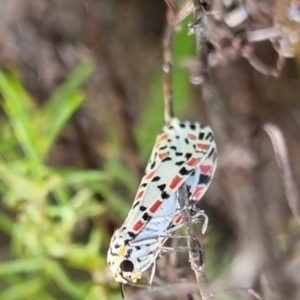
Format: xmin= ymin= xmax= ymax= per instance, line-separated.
xmin=107 ymin=229 xmax=142 ymax=284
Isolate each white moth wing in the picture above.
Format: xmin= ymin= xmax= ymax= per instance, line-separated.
xmin=122 ymin=118 xmax=215 ymax=237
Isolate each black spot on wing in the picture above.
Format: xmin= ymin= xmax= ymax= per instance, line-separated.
xmin=162 ymin=157 xmax=172 ymax=162
xmin=170 ymin=146 xmax=176 ymax=150
xmin=185 ymin=138 xmax=189 ymax=144
xmin=139 ymin=206 xmax=147 ymax=211
xmin=152 ymin=176 xmax=161 ymax=182
xmin=126 ymin=248 xmax=133 ymax=257
xmin=190 ymin=124 xmax=196 ymax=130
xmin=199 ymin=174 xmax=211 ymax=185
xmin=136 ymin=246 xmax=141 ymax=250
xmin=198 ymin=132 xmax=205 ymax=140
xmin=179 ymin=123 xmax=186 ymax=128
xmin=109 ymin=248 xmax=118 ymax=257
xmin=186 ymin=185 xmax=192 ymax=198
xmin=142 ymin=213 xmax=151 ymax=222
xmin=157 ymin=184 xmax=166 ymax=192
xmin=167 ymin=223 xmax=175 ymax=230
xmin=179 ymin=167 xmax=191 ymax=176
xmin=132 ymin=201 xmax=140 ymax=209
xmin=205 ymin=132 xmax=213 ymax=141
xmin=208 ymin=148 xmax=215 ymax=158
xmin=159 ymin=145 xmax=168 ymax=150
xmin=127 ymin=231 xmax=136 ymax=239
xmin=150 ymin=161 xmax=156 ymax=169
xmin=185 ymin=153 xmax=192 ymax=160
xmin=169 ymin=125 xmax=174 ymax=130
xmin=176 ymin=135 xmax=180 ymax=139
xmin=141 ymin=183 xmax=147 ymax=188
xmin=114 ymin=243 xmax=121 ymax=249
xmin=176 ymin=152 xmax=183 ymax=156
xmin=161 ymin=191 xmax=169 ymax=199
xmin=175 ymin=160 xmax=185 ymax=166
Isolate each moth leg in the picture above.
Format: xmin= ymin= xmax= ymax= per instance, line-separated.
xmin=159 ymin=244 xmax=204 ymax=259
xmin=190 ymin=208 xmax=209 ymax=234
xmin=159 ymin=245 xmax=193 ymax=253
xmin=184 ymin=203 xmax=209 ymax=233
xmin=149 ymin=251 xmax=160 ymax=285
xmin=170 ymin=206 xmax=209 ymax=234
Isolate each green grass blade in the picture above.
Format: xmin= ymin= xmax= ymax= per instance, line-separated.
xmin=46 ymin=261 xmax=87 ymax=299
xmin=57 ymin=169 xmax=109 ymax=187
xmin=0 ymin=279 xmax=44 ymax=300
xmin=39 ymin=63 xmax=94 ymax=157
xmin=0 ymin=257 xmax=46 ymax=275
xmin=0 ymin=72 xmax=41 ymax=162
xmin=40 ymin=92 xmax=84 ymax=158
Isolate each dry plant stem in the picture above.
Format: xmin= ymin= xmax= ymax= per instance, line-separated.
xmin=263 ymin=123 xmax=300 ymax=226
xmin=178 ymin=184 xmax=212 ymax=300
xmin=192 ymin=0 xmax=210 ymax=72
xmin=163 ymin=4 xmax=175 ymax=124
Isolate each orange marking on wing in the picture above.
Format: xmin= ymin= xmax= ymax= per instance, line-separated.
xmin=157 ymin=133 xmax=167 ymax=143
xmin=145 ymin=170 xmax=155 ymax=179
xmin=135 ymin=190 xmax=144 ymax=200
xmin=174 ymin=214 xmax=182 ymax=225
xmin=159 ymin=152 xmax=169 ymax=160
xmin=169 ymin=175 xmax=182 ymax=189
xmin=149 ymin=199 xmax=163 ymax=213
xmin=200 ymin=165 xmax=212 ymax=174
xmin=192 ymin=186 xmax=204 ymax=199
xmin=187 ymin=157 xmax=200 ymax=167
xmin=133 ymin=220 xmax=144 ymax=232
xmin=188 ymin=133 xmax=196 ymax=140
xmin=197 ymin=143 xmax=209 ymax=150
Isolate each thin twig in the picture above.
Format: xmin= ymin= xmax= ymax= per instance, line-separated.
xmin=178 ymin=184 xmax=212 ymax=300
xmin=163 ymin=1 xmax=213 ymax=298
xmin=263 ymin=123 xmax=300 ymax=226
xmin=191 ymin=0 xmax=211 ymax=75
xmin=163 ymin=2 xmax=175 ymax=124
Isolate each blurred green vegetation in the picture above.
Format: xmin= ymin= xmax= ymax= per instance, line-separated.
xmin=0 ymin=63 xmax=112 ymax=300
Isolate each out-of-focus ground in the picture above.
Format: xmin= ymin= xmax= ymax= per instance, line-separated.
xmin=0 ymin=0 xmax=300 ymax=299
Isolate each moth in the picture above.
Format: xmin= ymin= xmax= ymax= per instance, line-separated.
xmin=107 ymin=118 xmax=217 ymax=284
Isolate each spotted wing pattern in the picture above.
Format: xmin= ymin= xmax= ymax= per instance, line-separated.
xmin=107 ymin=118 xmax=217 ymax=283
xmin=122 ymin=118 xmax=215 ymax=238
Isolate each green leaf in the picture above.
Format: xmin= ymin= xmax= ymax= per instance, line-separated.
xmin=46 ymin=261 xmax=87 ymax=299
xmin=39 ymin=63 xmax=94 ymax=157
xmin=0 ymin=71 xmax=41 ymax=163
xmin=57 ymin=169 xmax=109 ymax=187
xmin=0 ymin=213 xmax=14 ymax=234
xmin=0 ymin=257 xmax=46 ymax=275
xmin=0 ymin=278 xmax=44 ymax=300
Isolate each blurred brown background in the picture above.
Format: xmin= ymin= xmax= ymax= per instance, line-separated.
xmin=1 ymin=0 xmax=300 ymax=299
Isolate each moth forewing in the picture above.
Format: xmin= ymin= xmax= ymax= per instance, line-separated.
xmin=107 ymin=118 xmax=217 ymax=284
xmin=123 ymin=119 xmax=215 ymax=236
